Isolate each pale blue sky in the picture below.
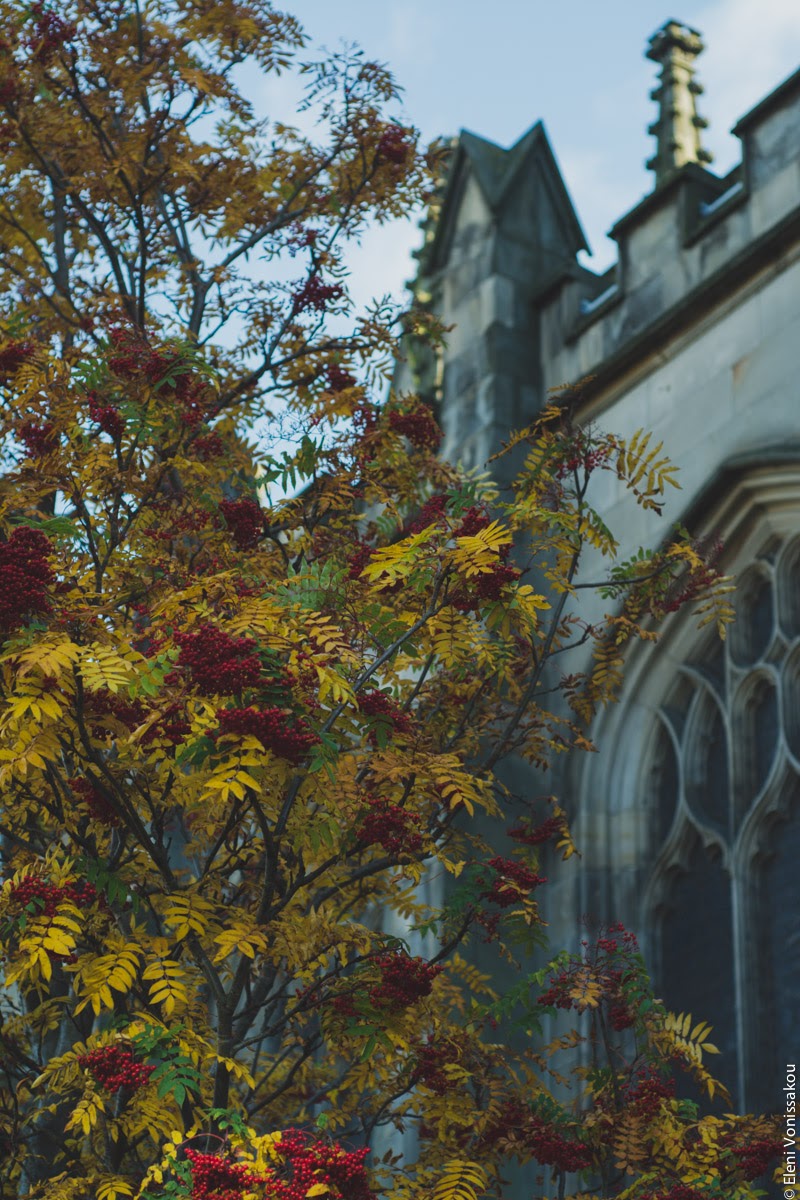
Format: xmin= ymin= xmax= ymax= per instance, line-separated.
xmin=253 ymin=0 xmax=800 ymax=309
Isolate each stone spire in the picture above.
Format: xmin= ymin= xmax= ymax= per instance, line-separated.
xmin=646 ymin=19 xmax=713 ymax=185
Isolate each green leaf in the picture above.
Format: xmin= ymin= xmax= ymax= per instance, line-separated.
xmin=208 ymin=1109 xmax=250 ymax=1137
xmin=39 ymin=516 xmax=82 ymax=540
xmin=175 ymin=736 xmax=216 ymax=768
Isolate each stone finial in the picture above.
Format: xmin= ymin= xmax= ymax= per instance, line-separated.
xmin=646 ymin=20 xmax=713 ymax=185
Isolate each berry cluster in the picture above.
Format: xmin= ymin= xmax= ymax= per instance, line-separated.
xmin=176 ymin=625 xmax=262 ymax=695
xmin=359 ymin=690 xmax=413 ymax=741
xmin=140 ymin=701 xmax=191 ymax=747
xmin=352 ymin=400 xmax=378 ymax=437
xmin=608 ymin=997 xmax=635 ymax=1031
xmin=662 ymin=565 xmax=718 ymax=615
xmin=0 ymin=340 xmax=34 ymax=378
xmin=508 ymin=815 xmax=564 ymax=846
xmin=87 ymin=392 xmax=126 ymax=441
xmin=190 ymin=551 xmax=226 ymax=579
xmin=106 ymin=327 xmax=213 ymax=425
xmin=369 ymin=952 xmax=442 ymax=1013
xmin=218 ymin=498 xmax=265 ymax=550
xmin=18 ymin=419 xmax=55 ymax=459
xmin=173 ymin=371 xmax=214 ymax=426
xmin=285 ymin=224 xmax=318 ymax=255
xmin=0 ymin=74 xmax=19 ymax=108
xmin=77 ymin=1044 xmax=154 ymax=1095
xmin=389 ymin=404 xmax=442 ymax=451
xmin=216 ymin=706 xmax=318 ymax=765
xmin=405 ymin=492 xmax=449 ymax=536
xmin=479 ymin=1100 xmax=592 ymax=1172
xmin=324 ymin=363 xmax=357 ymax=392
xmin=726 ymin=1136 xmax=783 ymax=1182
xmin=477 ymin=562 xmax=522 ymax=602
xmin=453 ymin=506 xmax=491 ymax=538
xmin=347 ymin=539 xmax=373 ymax=579
xmin=329 ymin=990 xmax=358 ymax=1018
xmin=538 ymin=924 xmax=641 ymax=1021
xmin=9 ymin=875 xmax=97 ymax=917
xmin=377 ymin=124 xmax=411 ymax=165
xmin=537 ymin=969 xmax=576 ymax=1011
xmin=84 ymin=690 xmax=146 ymax=737
xmin=291 ymin=275 xmax=344 ymax=315
xmin=27 ymin=2 xmax=76 ymax=64
xmin=555 ymin=437 xmax=613 ymax=480
xmin=594 ymin=923 xmax=640 ymax=955
xmin=185 ymin=1149 xmax=262 ymax=1200
xmin=107 ymin=324 xmax=173 ymax=384
xmin=262 ymin=1129 xmax=372 ymax=1200
xmin=143 ymin=504 xmax=209 ymax=544
xmin=480 ymin=856 xmax=546 ymax=909
xmin=596 ymin=926 xmax=644 ymax=1031
xmin=357 ymin=801 xmax=423 ymax=857
xmin=524 ymin=1114 xmax=593 ymax=1173
xmin=609 ymin=1067 xmax=675 ymax=1119
xmin=450 ymin=561 xmax=521 ymax=613
xmin=70 ymin=776 xmax=120 ymax=827
xmin=106 ymin=329 xmax=152 ymax=379
xmin=192 ymin=430 xmax=225 ymax=460
xmin=0 ymin=526 xmax=53 ymax=637
xmin=413 ymin=1035 xmax=454 ymax=1095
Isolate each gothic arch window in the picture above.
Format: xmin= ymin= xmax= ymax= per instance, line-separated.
xmin=570 ymin=467 xmax=800 ymax=1119
xmin=643 ymin=530 xmax=800 ymax=1112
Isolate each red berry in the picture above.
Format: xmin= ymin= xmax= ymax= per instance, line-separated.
xmin=377 ymin=124 xmax=411 ymax=165
xmin=77 ymin=1044 xmax=154 ymax=1096
xmin=356 ymin=800 xmax=422 ymax=857
xmin=389 ymin=404 xmax=441 ymax=452
xmin=218 ymin=498 xmax=265 ymax=550
xmin=358 ymin=690 xmax=413 ymax=741
xmin=87 ymin=392 xmax=125 ymax=440
xmin=0 ymin=526 xmax=53 ymax=637
xmin=175 ymin=625 xmax=262 ymax=695
xmin=291 ymin=275 xmax=344 ymax=315
xmin=18 ymin=420 xmax=55 ymax=458
xmin=0 ymin=340 xmax=35 ymax=378
xmin=324 ymin=363 xmax=357 ymax=392
xmin=215 ymin=706 xmax=318 ymax=765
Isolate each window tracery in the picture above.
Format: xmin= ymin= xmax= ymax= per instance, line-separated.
xmin=644 ymin=532 xmax=800 ymax=1111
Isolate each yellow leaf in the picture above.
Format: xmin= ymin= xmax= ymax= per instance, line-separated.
xmin=98 ymin=1179 xmax=135 ymax=1200
xmin=66 ymin=1094 xmax=105 ymax=1135
xmin=431 ymin=1159 xmax=487 ymax=1200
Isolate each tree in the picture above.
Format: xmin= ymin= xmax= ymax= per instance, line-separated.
xmin=0 ymin=3 xmax=783 ymax=1198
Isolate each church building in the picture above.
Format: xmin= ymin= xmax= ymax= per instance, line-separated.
xmin=400 ymin=18 xmax=800 ymax=1129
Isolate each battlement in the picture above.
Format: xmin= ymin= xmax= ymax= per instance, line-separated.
xmin=542 ymin=63 xmax=800 ymax=413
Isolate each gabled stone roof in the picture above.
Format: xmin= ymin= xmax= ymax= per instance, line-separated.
xmin=418 ymin=121 xmax=588 ymax=281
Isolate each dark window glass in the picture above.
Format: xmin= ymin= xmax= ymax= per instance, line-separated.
xmin=658 ymin=840 xmax=738 ymax=1106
